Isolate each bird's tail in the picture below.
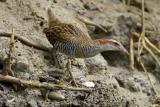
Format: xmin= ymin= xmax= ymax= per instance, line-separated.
xmin=47 ymin=8 xmax=60 ymax=28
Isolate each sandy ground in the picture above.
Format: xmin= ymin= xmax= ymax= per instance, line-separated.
xmin=0 ymin=0 xmax=160 ymax=107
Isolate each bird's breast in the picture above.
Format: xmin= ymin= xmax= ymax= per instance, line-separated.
xmin=52 ymin=39 xmax=100 ymax=58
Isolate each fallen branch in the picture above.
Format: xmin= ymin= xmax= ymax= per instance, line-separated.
xmin=0 ymin=32 xmax=50 ymax=52
xmin=0 ymin=74 xmax=92 ymax=93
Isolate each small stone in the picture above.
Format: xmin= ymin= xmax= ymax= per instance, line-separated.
xmin=41 ymin=90 xmax=65 ymax=101
xmin=82 ymin=81 xmax=95 ymax=88
xmin=48 ymin=92 xmax=65 ymax=101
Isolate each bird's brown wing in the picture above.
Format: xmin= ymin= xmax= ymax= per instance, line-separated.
xmin=49 ymin=23 xmax=90 ymax=42
xmin=61 ymin=24 xmax=89 ymax=38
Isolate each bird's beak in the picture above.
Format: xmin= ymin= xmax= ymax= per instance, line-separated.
xmin=118 ymin=44 xmax=129 ymax=55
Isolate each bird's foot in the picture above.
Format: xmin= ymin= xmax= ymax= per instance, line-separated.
xmin=44 ymin=91 xmax=49 ymax=102
xmin=57 ymin=67 xmax=77 ymax=87
xmin=41 ymin=89 xmax=49 ymax=102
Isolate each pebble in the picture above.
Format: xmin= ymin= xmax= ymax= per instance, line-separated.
xmin=82 ymin=81 xmax=95 ymax=88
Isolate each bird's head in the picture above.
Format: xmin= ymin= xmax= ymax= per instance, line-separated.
xmin=95 ymin=38 xmax=129 ymax=55
xmin=106 ymin=39 xmax=128 ymax=54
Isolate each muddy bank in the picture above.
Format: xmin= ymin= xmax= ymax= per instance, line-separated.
xmin=0 ymin=0 xmax=160 ymax=107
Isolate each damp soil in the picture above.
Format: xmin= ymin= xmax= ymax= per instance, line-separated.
xmin=0 ymin=0 xmax=160 ymax=107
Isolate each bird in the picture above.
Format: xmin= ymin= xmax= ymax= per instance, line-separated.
xmin=43 ymin=8 xmax=128 ymax=59
xmin=43 ymin=8 xmax=128 ymax=86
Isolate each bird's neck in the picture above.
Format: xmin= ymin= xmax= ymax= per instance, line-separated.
xmin=95 ymin=44 xmax=111 ymax=53
xmin=93 ymin=38 xmax=113 ymax=52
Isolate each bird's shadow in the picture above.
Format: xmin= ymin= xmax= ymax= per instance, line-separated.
xmin=101 ymin=51 xmax=129 ymax=68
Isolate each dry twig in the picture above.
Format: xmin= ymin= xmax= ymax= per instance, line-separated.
xmin=129 ymin=32 xmax=134 ymax=72
xmin=0 ymin=74 xmax=92 ymax=93
xmin=76 ymin=15 xmax=108 ymax=33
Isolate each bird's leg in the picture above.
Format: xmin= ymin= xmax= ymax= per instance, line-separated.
xmin=58 ymin=58 xmax=67 ymax=84
xmin=67 ymin=58 xmax=77 ymax=86
xmin=51 ymin=49 xmax=77 ymax=86
xmin=46 ymin=49 xmax=62 ymax=100
xmin=40 ymin=89 xmax=50 ymax=102
xmin=50 ymin=48 xmax=59 ymax=68
xmin=50 ymin=49 xmax=63 ymax=80
xmin=58 ymin=58 xmax=77 ymax=86
xmin=51 ymin=50 xmax=67 ymax=85
xmin=58 ymin=61 xmax=69 ymax=85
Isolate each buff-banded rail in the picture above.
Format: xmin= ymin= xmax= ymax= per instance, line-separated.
xmin=43 ymin=8 xmax=128 ymax=86
xmin=43 ymin=8 xmax=128 ymax=58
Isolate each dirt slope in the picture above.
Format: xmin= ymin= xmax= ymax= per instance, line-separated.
xmin=0 ymin=0 xmax=160 ymax=107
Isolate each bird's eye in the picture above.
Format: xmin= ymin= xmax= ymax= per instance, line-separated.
xmin=113 ymin=42 xmax=120 ymax=46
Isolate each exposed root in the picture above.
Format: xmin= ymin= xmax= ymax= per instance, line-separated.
xmin=128 ymin=0 xmax=159 ymax=96
xmin=136 ymin=0 xmax=158 ymax=95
